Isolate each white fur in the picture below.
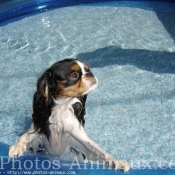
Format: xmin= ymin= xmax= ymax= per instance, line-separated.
xmin=76 ymin=60 xmax=98 ymax=95
xmin=76 ymin=60 xmax=86 ymax=75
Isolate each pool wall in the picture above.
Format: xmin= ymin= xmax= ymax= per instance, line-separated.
xmin=0 ymin=0 xmax=175 ymax=23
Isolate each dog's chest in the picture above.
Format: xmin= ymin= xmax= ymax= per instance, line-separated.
xmin=43 ymin=132 xmax=71 ymax=156
xmin=45 ymin=99 xmax=75 ymax=155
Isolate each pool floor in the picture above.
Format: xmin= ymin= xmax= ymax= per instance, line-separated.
xmin=0 ymin=0 xmax=175 ymax=173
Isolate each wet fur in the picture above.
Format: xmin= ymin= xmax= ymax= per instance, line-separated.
xmin=8 ymin=59 xmax=130 ymax=172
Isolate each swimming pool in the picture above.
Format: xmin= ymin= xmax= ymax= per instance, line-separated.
xmin=0 ymin=0 xmax=175 ymax=174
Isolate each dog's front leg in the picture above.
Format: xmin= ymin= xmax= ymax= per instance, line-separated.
xmin=9 ymin=123 xmax=39 ymax=158
xmin=68 ymin=125 xmax=130 ymax=172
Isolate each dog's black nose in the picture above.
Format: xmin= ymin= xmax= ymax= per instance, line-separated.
xmin=86 ymin=72 xmax=94 ymax=77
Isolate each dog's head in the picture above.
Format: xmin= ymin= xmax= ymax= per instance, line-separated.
xmin=32 ymin=58 xmax=98 ymax=139
xmin=42 ymin=58 xmax=98 ymax=100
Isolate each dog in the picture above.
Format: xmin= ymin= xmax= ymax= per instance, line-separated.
xmin=8 ymin=58 xmax=130 ymax=172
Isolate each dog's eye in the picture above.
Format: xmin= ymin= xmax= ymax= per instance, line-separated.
xmin=70 ymin=72 xmax=79 ymax=80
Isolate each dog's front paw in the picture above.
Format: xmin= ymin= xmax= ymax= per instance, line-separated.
xmin=114 ymin=160 xmax=130 ymax=172
xmin=9 ymin=145 xmax=26 ymax=158
xmin=27 ymin=137 xmax=46 ymax=155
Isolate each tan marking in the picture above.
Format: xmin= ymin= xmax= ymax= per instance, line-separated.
xmin=84 ymin=65 xmax=89 ymax=71
xmin=43 ymin=85 xmax=48 ymax=100
xmin=56 ymin=81 xmax=67 ymax=94
xmin=71 ymin=63 xmax=80 ymax=71
xmin=57 ymin=78 xmax=88 ymax=98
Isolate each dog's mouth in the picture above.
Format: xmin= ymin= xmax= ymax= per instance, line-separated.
xmin=82 ymin=76 xmax=98 ymax=95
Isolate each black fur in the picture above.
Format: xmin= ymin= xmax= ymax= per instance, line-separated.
xmin=32 ymin=59 xmax=87 ymax=141
xmin=32 ymin=69 xmax=54 ymax=140
xmin=72 ymin=95 xmax=87 ymax=126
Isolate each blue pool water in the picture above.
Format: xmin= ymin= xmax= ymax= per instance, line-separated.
xmin=0 ymin=0 xmax=175 ymax=174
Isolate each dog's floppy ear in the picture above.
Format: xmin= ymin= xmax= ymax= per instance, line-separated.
xmin=32 ymin=69 xmax=54 ymax=140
